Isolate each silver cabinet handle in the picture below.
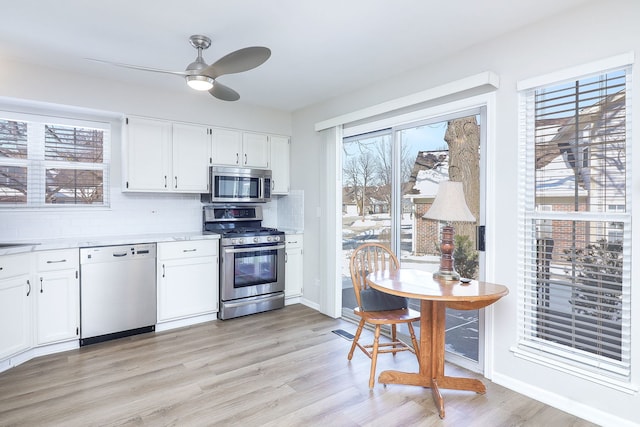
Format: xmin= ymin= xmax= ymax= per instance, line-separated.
xmin=236 ymin=153 xmax=239 ymax=164
xmin=46 ymin=259 xmax=67 ymax=264
xmin=40 ymin=277 xmax=43 ymax=293
xmin=26 ymin=279 xmax=31 ymax=296
xmin=162 ymin=264 xmax=165 ymax=278
xmin=244 ymin=153 xmax=247 ymax=165
xmin=164 ymin=175 xmax=167 ymax=188
xmin=182 ymin=249 xmax=197 ymax=253
xmin=174 ymin=176 xmax=178 ymax=188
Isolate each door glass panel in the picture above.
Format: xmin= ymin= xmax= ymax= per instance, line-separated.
xmin=341 ymin=131 xmax=392 ymax=311
xmin=399 ymin=116 xmax=481 ymax=364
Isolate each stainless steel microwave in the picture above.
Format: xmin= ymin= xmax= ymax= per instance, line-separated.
xmin=201 ymin=166 xmax=272 ymax=203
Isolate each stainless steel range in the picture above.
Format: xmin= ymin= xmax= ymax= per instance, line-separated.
xmin=203 ymin=205 xmax=285 ymax=320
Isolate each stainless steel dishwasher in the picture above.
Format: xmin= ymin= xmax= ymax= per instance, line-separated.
xmin=79 ymin=243 xmax=157 ymax=346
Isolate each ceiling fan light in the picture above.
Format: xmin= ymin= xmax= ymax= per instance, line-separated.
xmin=186 ymin=75 xmax=214 ymax=91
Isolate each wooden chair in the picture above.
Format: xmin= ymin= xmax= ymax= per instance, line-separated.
xmin=347 ymin=243 xmax=420 ymax=388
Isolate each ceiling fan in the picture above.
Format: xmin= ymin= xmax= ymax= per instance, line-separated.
xmin=88 ymin=35 xmax=271 ymax=101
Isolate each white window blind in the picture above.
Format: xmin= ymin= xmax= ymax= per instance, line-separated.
xmin=0 ymin=119 xmax=28 ymax=203
xmin=517 ymin=65 xmax=632 ymax=381
xmin=0 ymin=112 xmax=110 ymax=207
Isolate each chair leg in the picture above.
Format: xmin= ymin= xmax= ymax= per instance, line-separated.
xmin=369 ymin=325 xmax=381 ymax=388
xmin=391 ymin=324 xmax=398 ymax=353
xmin=348 ymin=318 xmax=366 ymax=360
xmin=408 ymin=322 xmax=420 ymax=361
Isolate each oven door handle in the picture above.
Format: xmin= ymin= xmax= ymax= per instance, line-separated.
xmin=223 ymin=244 xmax=285 ymax=254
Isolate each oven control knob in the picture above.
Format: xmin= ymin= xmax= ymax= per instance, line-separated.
xmin=253 ymin=237 xmax=259 ymax=243
xmin=238 ymin=238 xmax=244 ymax=244
xmin=231 ymin=239 xmax=238 ymax=245
xmin=273 ymin=236 xmax=280 ymax=242
xmin=266 ymin=236 xmax=272 ymax=242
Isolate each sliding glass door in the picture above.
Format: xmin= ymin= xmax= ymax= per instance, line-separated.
xmin=341 ymin=109 xmax=484 ymax=371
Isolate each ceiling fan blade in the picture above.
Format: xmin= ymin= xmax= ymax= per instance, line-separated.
xmin=200 ymin=46 xmax=271 ymax=79
xmin=209 ymin=81 xmax=240 ymax=101
xmin=86 ymin=58 xmax=188 ymax=76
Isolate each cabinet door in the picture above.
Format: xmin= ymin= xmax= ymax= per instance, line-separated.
xmin=124 ymin=116 xmax=172 ymax=191
xmin=0 ymin=275 xmax=31 ymax=359
xmin=0 ymin=254 xmax=31 ymax=359
xmin=211 ymin=128 xmax=242 ymax=166
xmin=36 ymin=270 xmax=79 ymax=345
xmin=285 ymin=235 xmax=303 ymax=298
xmin=242 ymin=132 xmax=270 ymax=168
xmin=270 ymin=135 xmax=290 ymax=194
xmin=158 ymin=256 xmax=218 ymax=321
xmin=172 ymin=123 xmax=210 ymax=192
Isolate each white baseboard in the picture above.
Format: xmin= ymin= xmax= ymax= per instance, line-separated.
xmin=491 ymin=372 xmax=638 ymax=427
xmin=300 ymin=298 xmax=320 ymax=311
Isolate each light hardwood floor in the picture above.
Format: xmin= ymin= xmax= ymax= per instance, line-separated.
xmin=0 ymin=304 xmax=597 ymax=427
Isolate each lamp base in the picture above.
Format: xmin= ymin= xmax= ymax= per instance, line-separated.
xmin=434 ymin=224 xmax=460 ymax=281
xmin=433 ymin=269 xmax=461 ymax=282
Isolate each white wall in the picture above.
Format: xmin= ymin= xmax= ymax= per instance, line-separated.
xmin=0 ymin=59 xmax=291 ymax=241
xmin=291 ymin=0 xmax=639 ymax=425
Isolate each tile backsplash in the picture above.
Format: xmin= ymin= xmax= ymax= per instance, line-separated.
xmin=0 ymin=188 xmax=305 ymax=242
xmin=276 ymin=190 xmax=304 ymax=231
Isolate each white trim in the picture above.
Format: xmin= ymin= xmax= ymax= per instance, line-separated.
xmin=320 ymin=126 xmax=342 ymax=318
xmin=510 ymin=346 xmax=638 ymax=394
xmin=344 ymin=93 xmax=493 ymax=139
xmin=492 ymin=371 xmax=639 ymax=427
xmin=517 ymin=52 xmax=635 ymax=91
xmin=315 ymin=71 xmax=499 ymax=131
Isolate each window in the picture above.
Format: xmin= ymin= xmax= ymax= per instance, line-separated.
xmin=0 ymin=112 xmax=110 ymax=207
xmin=517 ymin=64 xmax=631 ymax=382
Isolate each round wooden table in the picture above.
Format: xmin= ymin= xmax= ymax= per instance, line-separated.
xmin=366 ymin=268 xmax=509 ymax=419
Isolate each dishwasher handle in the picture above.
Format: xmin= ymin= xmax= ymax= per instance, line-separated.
xmin=112 ymin=252 xmax=129 ymax=257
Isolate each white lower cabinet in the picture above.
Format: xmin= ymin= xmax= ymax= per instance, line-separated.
xmin=270 ymin=135 xmax=290 ymax=195
xmin=0 ymin=253 xmax=32 ymax=360
xmin=157 ymin=240 xmax=219 ymax=322
xmin=34 ymin=249 xmax=79 ymax=346
xmin=285 ymin=234 xmax=303 ymax=300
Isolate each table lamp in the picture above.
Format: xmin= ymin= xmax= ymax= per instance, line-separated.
xmin=422 ymin=180 xmax=475 ymax=281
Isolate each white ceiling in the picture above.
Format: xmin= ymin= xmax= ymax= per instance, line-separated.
xmin=0 ymin=0 xmax=592 ymax=112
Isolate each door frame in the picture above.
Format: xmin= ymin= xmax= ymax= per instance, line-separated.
xmin=329 ymin=91 xmax=498 ymax=377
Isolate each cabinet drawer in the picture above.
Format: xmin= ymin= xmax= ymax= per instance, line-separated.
xmin=36 ymin=249 xmax=79 ymax=272
xmin=0 ymin=253 xmax=31 ymax=281
xmin=158 ymin=240 xmax=218 ymax=260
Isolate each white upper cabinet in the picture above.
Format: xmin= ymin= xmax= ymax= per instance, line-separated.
xmin=270 ymin=135 xmax=290 ymax=194
xmin=211 ymin=128 xmax=243 ymax=167
xmin=211 ymin=129 xmax=270 ymax=169
xmin=124 ymin=116 xmax=210 ymax=193
xmin=124 ymin=116 xmax=172 ymax=191
xmin=241 ymin=132 xmax=270 ymax=169
xmin=172 ymin=123 xmax=211 ymax=192
xmin=124 ymin=116 xmax=290 ymax=192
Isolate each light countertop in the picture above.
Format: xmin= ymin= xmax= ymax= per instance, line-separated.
xmin=0 ymin=232 xmax=220 ymax=256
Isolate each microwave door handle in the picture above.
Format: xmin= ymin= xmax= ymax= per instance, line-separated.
xmin=257 ymin=177 xmax=263 ymax=200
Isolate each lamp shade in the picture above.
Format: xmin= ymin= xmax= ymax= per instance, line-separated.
xmin=422 ymin=180 xmax=475 ymax=222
